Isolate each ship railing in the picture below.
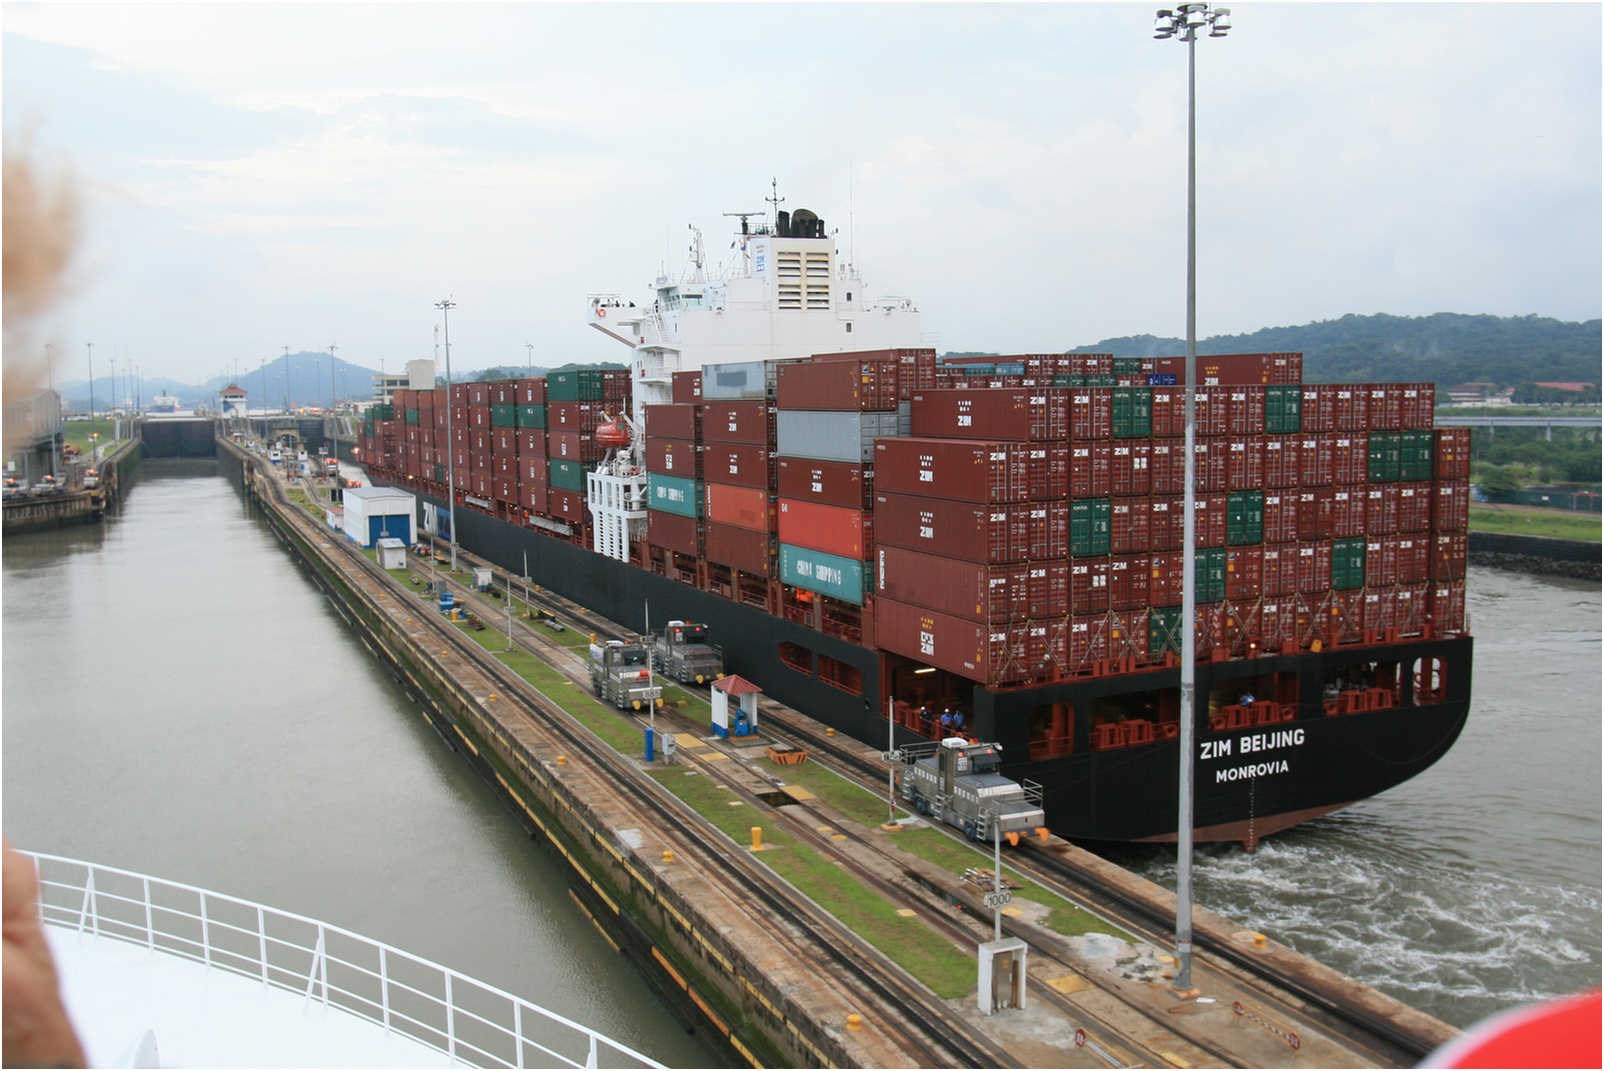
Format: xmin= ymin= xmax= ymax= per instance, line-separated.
xmin=21 ymin=851 xmax=663 ymax=1070
xmin=1019 ymin=777 xmax=1044 ymax=808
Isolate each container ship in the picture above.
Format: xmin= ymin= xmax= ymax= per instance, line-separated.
xmin=357 ymin=199 xmax=1473 ymax=849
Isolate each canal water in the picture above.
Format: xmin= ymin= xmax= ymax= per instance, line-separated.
xmin=1 ymin=465 xmax=721 ymax=1068
xmin=1104 ymin=565 xmax=1602 ymax=1030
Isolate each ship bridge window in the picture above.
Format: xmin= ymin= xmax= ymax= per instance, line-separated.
xmin=846 ymin=322 xmax=853 ymax=333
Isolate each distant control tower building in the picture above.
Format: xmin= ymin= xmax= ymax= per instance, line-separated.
xmin=220 ymin=383 xmax=248 ymax=418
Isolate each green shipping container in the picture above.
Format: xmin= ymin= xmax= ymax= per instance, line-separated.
xmin=1226 ymin=490 xmax=1264 ymax=545
xmin=779 ymin=544 xmax=864 ymax=605
xmin=548 ymin=458 xmax=587 ymax=492
xmin=372 ymin=404 xmax=394 ymax=421
xmin=1052 ymin=374 xmax=1087 ymax=387
xmin=546 ymin=369 xmax=605 ymax=402
xmin=1265 ymin=385 xmax=1302 ymax=434
xmin=1332 ymin=537 xmax=1366 ymax=590
xmin=1149 ymin=606 xmax=1183 ymax=655
xmin=1113 ymin=356 xmax=1144 ymax=376
xmin=647 ymin=473 xmax=701 ymax=518
xmin=491 ymin=403 xmax=518 ymax=428
xmin=433 ymin=465 xmax=446 ymax=484
xmin=1197 ymin=547 xmax=1227 ymax=603
xmin=1070 ymin=498 xmax=1112 ymax=557
xmin=1112 ymin=387 xmax=1152 ymax=439
xmin=1084 ymin=374 xmax=1118 ymax=387
xmin=516 ymin=404 xmax=547 ymax=429
xmin=404 ymin=408 xmax=420 ymax=426
xmin=1368 ymin=431 xmax=1401 ymax=483
xmin=1399 ymin=429 xmax=1434 ymax=481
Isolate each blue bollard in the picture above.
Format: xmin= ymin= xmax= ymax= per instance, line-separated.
xmin=644 ymin=726 xmax=655 ymax=763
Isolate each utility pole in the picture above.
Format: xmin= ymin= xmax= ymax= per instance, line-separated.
xmin=86 ymin=342 xmax=95 ymax=456
xmin=436 ymin=298 xmax=459 ymax=574
xmin=328 ymin=342 xmax=338 ymax=412
xmin=525 ymin=342 xmax=534 ymax=371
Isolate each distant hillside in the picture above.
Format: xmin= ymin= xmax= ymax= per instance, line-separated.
xmin=1065 ymin=313 xmax=1601 ymax=388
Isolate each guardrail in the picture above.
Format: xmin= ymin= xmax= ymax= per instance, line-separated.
xmin=23 ymin=852 xmax=663 ymax=1070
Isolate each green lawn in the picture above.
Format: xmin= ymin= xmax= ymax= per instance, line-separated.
xmin=1469 ymin=505 xmax=1601 ymax=541
xmin=61 ymin=419 xmax=127 ymax=455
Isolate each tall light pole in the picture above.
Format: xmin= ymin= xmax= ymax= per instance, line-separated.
xmin=283 ymin=346 xmax=291 ymax=414
xmin=436 ymin=298 xmax=459 ymax=574
xmin=86 ymin=342 xmax=95 ymax=452
xmin=328 ymin=343 xmax=338 ymax=412
xmin=1154 ymin=0 xmax=1230 ymax=997
xmin=525 ymin=342 xmax=534 ymax=371
xmin=45 ymin=344 xmax=58 ymax=476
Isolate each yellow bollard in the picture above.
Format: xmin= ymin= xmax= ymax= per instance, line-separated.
xmin=750 ymin=826 xmax=763 ymax=851
xmin=1252 ymin=932 xmax=1267 ymax=948
xmin=662 ymin=849 xmax=675 ymax=863
xmin=846 ymin=1014 xmax=863 ymax=1031
xmin=556 ymin=755 xmax=567 ymax=766
xmin=826 ymin=727 xmax=836 ymax=736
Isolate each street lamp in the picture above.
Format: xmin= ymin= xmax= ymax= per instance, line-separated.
xmin=1154 ymin=0 xmax=1229 ymax=998
xmin=436 ymin=298 xmax=459 ymax=575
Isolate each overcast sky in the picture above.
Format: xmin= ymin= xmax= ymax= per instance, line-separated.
xmin=5 ymin=2 xmax=1599 ymax=386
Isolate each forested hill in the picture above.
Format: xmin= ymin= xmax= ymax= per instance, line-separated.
xmin=1066 ymin=313 xmax=1601 ymax=387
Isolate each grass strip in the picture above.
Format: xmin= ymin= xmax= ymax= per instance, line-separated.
xmin=649 ymin=769 xmax=975 ymax=999
xmin=1468 ymin=505 xmax=1600 ymax=541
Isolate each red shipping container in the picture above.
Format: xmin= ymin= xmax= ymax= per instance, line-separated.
xmin=874 ymin=439 xmax=1067 ymax=503
xmin=705 ymin=444 xmax=773 ymax=489
xmin=1366 ymin=385 xmax=1403 ymax=431
xmin=1226 ymin=387 xmax=1266 ymax=435
xmin=434 ymin=407 xmax=448 ymax=431
xmin=1071 ymin=558 xmax=1110 ymax=614
xmin=1395 ymin=583 xmax=1429 ymax=636
xmin=1226 ymin=545 xmax=1263 ymax=601
xmin=1365 ymin=485 xmax=1399 ymax=535
xmin=1362 ymin=587 xmax=1397 ymax=633
xmin=1070 ymin=442 xmax=1112 ymax=499
xmin=1329 ymin=385 xmax=1366 ymax=429
xmin=1300 ymin=386 xmax=1334 ymax=432
xmin=1227 ymin=437 xmax=1265 ymax=491
xmin=1108 ymin=609 xmax=1150 ymax=662
xmin=494 ymin=454 xmax=515 ymax=477
xmin=910 ymin=389 xmax=1066 ymax=440
xmin=672 ymin=370 xmax=702 ymax=404
xmin=1193 ymin=439 xmax=1228 ymax=491
xmin=778 ymin=499 xmax=870 ymax=559
xmin=1432 ymin=481 xmax=1469 ymax=531
xmin=469 ymin=448 xmax=492 ymax=472
xmin=521 ymin=482 xmax=548 ymax=515
xmin=549 ymin=430 xmax=602 ymax=464
xmin=521 ymin=456 xmax=549 ymax=486
xmin=1330 ymin=432 xmax=1368 ymax=485
xmin=645 ymin=403 xmax=700 ymax=442
xmin=1193 ymin=493 xmax=1228 ymax=548
xmin=451 ymin=405 xmax=468 ymax=430
xmin=470 ymin=407 xmax=490 ymax=430
xmin=470 ymin=429 xmax=489 ymax=453
xmin=1108 ymin=555 xmax=1150 ymax=611
xmin=548 ymin=401 xmax=603 ymax=433
xmin=705 ymin=522 xmax=771 ymax=576
xmin=489 ymin=383 xmax=512 ymax=406
xmin=1069 ymin=614 xmax=1110 ymax=673
xmin=1194 ymin=604 xmax=1226 ymax=653
xmin=1110 ymin=498 xmax=1151 ymax=553
xmin=702 ymin=401 xmax=775 ymax=445
xmin=1190 ymin=389 xmax=1229 ymax=437
xmin=1295 ymin=541 xmax=1331 ymax=593
xmin=1110 ymin=441 xmax=1151 ymax=497
xmin=1024 ymin=501 xmax=1071 ymax=558
xmin=1366 ymin=536 xmax=1399 ymax=587
xmin=873 ymin=493 xmax=1063 ymax=562
xmin=1068 ymin=388 xmax=1112 ymax=439
xmin=547 ymin=489 xmax=584 ymax=522
xmin=470 ymin=472 xmax=491 ymax=498
xmin=1263 ymin=435 xmax=1300 ymax=488
xmin=1400 ymin=384 xmax=1434 ymax=429
xmin=1330 ymin=486 xmax=1366 ymax=538
xmin=1395 ymin=535 xmax=1429 ymax=584
xmin=1329 ymin=589 xmax=1365 ymax=644
xmin=449 ymin=384 xmax=468 ymax=405
xmin=493 ymin=475 xmax=517 ymax=503
xmin=705 ymin=483 xmax=773 ymax=532
xmin=777 ymin=457 xmax=870 ymax=509
xmin=1262 ymin=491 xmax=1298 ymax=544
xmin=515 ymin=378 xmax=545 ymax=405
xmin=1297 ymin=435 xmax=1333 ymax=486
xmin=1397 ymin=482 xmax=1431 ymax=532
xmin=601 ymin=368 xmax=631 ymax=401
xmin=1149 ymin=551 xmax=1182 ymax=606
xmin=406 ymin=425 xmax=420 ymax=446
xmin=1296 ymin=489 xmax=1331 ymax=541
xmin=781 ymin=361 xmax=901 ymax=412
xmin=1149 ymin=498 xmax=1183 ymax=551
xmin=1429 ymin=579 xmax=1467 ymax=635
xmin=492 ymin=428 xmax=517 ymax=454
xmin=1150 ymin=387 xmax=1184 ymax=437
xmin=1149 ymin=440 xmax=1183 ymax=494
xmin=1071 ymin=354 xmax=1114 ymax=375
xmin=874 ymin=598 xmax=1007 ymax=684
xmin=1430 ymin=532 xmax=1467 ymax=579
xmin=1434 ymin=429 xmax=1471 ymax=480
xmin=452 ymin=448 xmax=469 ymax=473
xmin=1259 ymin=600 xmax=1297 ymax=650
xmin=648 ymin=510 xmax=698 ymax=556
xmin=467 ymin=384 xmax=489 ymax=407
xmin=1261 ymin=543 xmax=1298 ymax=597
xmin=876 ymin=545 xmax=1066 ymax=622
xmin=647 ymin=437 xmax=700 ymax=478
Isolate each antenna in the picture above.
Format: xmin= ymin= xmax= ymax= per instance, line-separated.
xmin=849 ymin=162 xmax=855 ymax=272
xmin=722 ymin=211 xmax=764 ymax=236
xmin=765 ymin=177 xmax=785 ymax=233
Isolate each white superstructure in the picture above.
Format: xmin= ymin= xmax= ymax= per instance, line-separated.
xmin=585 ymin=194 xmax=926 ymax=562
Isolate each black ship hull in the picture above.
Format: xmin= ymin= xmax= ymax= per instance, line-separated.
xmin=407 ymin=488 xmax=1472 ymax=846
